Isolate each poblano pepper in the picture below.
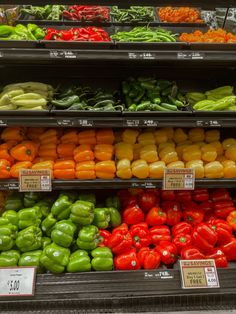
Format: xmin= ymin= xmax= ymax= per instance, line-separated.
xmin=41 ymin=213 xmax=57 ymax=237
xmin=79 ymin=193 xmax=96 ymax=205
xmin=91 ymin=247 xmax=113 ymax=271
xmin=5 ymin=193 xmax=23 ymax=211
xmin=70 ymin=200 xmax=94 ymax=226
xmin=0 ymin=220 xmax=17 ymax=251
xmin=51 ymin=220 xmax=77 ymax=248
xmin=24 ymin=192 xmax=41 ymax=208
xmin=40 ymin=243 xmax=70 ymax=273
xmin=93 ymin=208 xmax=110 ymax=229
xmin=18 ymin=206 xmax=42 ymax=230
xmin=105 ymin=196 xmax=120 ymax=210
xmin=16 ymin=226 xmax=42 ymax=252
xmin=108 ymin=207 xmax=121 ymax=227
xmin=77 ymin=225 xmax=101 ymax=250
xmin=18 ymin=250 xmax=44 ymax=272
xmin=2 ymin=210 xmax=18 ymax=227
xmin=0 ymin=250 xmax=20 ymax=267
xmin=67 ymin=249 xmax=91 ymax=272
xmin=51 ymin=194 xmax=72 ymax=220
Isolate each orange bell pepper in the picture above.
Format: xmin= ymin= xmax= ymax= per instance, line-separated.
xmin=32 ymin=161 xmax=54 ymax=178
xmin=78 ymin=130 xmax=96 ymax=145
xmin=96 ymin=129 xmax=115 ymax=144
xmin=57 ymin=143 xmax=76 ymax=158
xmin=39 ymin=129 xmax=59 ymax=145
xmin=27 ymin=127 xmax=45 ymax=140
xmin=0 ymin=159 xmax=11 ymax=178
xmin=1 ymin=127 xmax=25 ymax=142
xmin=95 ymin=160 xmax=116 ymax=179
xmin=32 ymin=157 xmax=55 ymax=163
xmin=0 ymin=143 xmax=12 ymax=161
xmin=10 ymin=141 xmax=37 ymax=162
xmin=75 ymin=161 xmax=96 ymax=179
xmin=54 ymin=169 xmax=75 ymax=179
xmin=94 ymin=144 xmax=114 ymax=161
xmin=54 ymin=160 xmax=75 ymax=170
xmin=61 ymin=130 xmax=78 ymax=144
xmin=73 ymin=145 xmax=94 ymax=162
xmin=10 ymin=161 xmax=32 ymax=178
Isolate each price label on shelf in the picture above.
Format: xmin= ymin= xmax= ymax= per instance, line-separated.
xmin=0 ymin=119 xmax=7 ymax=126
xmin=128 ymin=52 xmax=156 ymax=60
xmin=180 ymin=260 xmax=219 ymax=289
xmin=19 ymin=169 xmax=52 ymax=192
xmin=142 ymin=119 xmax=158 ymax=127
xmin=78 ymin=119 xmax=94 ymax=127
xmin=49 ymin=50 xmax=76 ymax=59
xmin=57 ymin=119 xmax=74 ymax=126
xmin=123 ymin=119 xmax=140 ymax=127
xmin=196 ymin=120 xmax=221 ymax=127
xmin=0 ymin=267 xmax=36 ymax=297
xmin=177 ymin=52 xmax=205 ymax=60
xmin=144 ymin=270 xmax=174 ymax=280
xmin=163 ymin=168 xmax=195 ymax=190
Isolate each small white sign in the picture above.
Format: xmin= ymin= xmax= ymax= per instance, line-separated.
xmin=0 ymin=267 xmax=36 ymax=297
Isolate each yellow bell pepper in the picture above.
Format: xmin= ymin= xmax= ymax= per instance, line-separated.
xmin=195 ymin=141 xmax=205 ymax=148
xmin=173 ymin=128 xmax=188 ymax=144
xmin=216 ymin=155 xmax=227 ymax=163
xmin=131 ymin=159 xmax=149 ymax=179
xmin=158 ymin=141 xmax=175 ymax=152
xmin=222 ymin=138 xmax=236 ymax=150
xmin=201 ymin=144 xmax=217 ymax=162
xmin=115 ymin=142 xmax=133 ymax=161
xmin=222 ymin=160 xmax=236 ymax=178
xmin=122 ymin=129 xmax=139 ymax=144
xmin=185 ymin=160 xmax=204 ymax=178
xmin=133 ymin=143 xmax=143 ymax=160
xmin=159 ymin=146 xmax=178 ymax=164
xmin=161 ymin=127 xmax=174 ymax=140
xmin=225 ymin=144 xmax=236 ymax=162
xmin=116 ymin=159 xmax=132 ymax=179
xmin=204 ymin=161 xmax=224 ymax=178
xmin=211 ymin=141 xmax=224 ymax=156
xmin=182 ymin=145 xmax=201 ymax=162
xmin=176 ymin=144 xmax=189 ymax=160
xmin=149 ymin=161 xmax=166 ymax=178
xmin=154 ymin=130 xmax=168 ymax=144
xmin=138 ymin=132 xmax=155 ymax=146
xmin=205 ymin=130 xmax=220 ymax=143
xmin=140 ymin=145 xmax=158 ymax=163
xmin=167 ymin=161 xmax=185 ymax=168
xmin=188 ymin=128 xmax=205 ymax=142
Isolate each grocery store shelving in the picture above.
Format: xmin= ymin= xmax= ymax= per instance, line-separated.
xmin=1 ymin=268 xmax=236 ymax=312
xmin=2 ymin=0 xmax=235 ymax=8
xmin=1 ymin=179 xmax=236 ymax=190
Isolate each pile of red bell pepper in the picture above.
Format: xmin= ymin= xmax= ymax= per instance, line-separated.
xmin=99 ymin=188 xmax=236 ymax=270
xmin=63 ymin=5 xmax=110 ymax=22
xmin=44 ymin=27 xmax=111 ymax=41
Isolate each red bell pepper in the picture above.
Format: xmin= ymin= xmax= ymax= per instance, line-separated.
xmin=149 ymin=226 xmax=171 ymax=245
xmin=117 ymin=190 xmax=138 ymax=209
xmin=208 ymin=219 xmax=232 ymax=246
xmin=198 ymin=200 xmax=213 ymax=213
xmin=206 ymin=248 xmax=228 ymax=268
xmin=138 ymin=191 xmax=158 ymax=212
xmin=162 ymin=201 xmax=181 ymax=226
xmin=192 ymin=223 xmax=218 ymax=253
xmin=130 ymin=223 xmax=151 ymax=250
xmin=204 ymin=212 xmax=217 ymax=222
xmin=220 ymin=238 xmax=236 ymax=261
xmin=227 ymin=211 xmax=236 ymax=231
xmin=175 ymin=190 xmax=192 ymax=203
xmin=192 ymin=189 xmax=209 ymax=202
xmin=210 ymin=188 xmax=231 ymax=202
xmin=183 ymin=203 xmax=204 ymax=226
xmin=213 ymin=200 xmax=235 ymax=219
xmin=114 ymin=248 xmax=141 ymax=270
xmin=99 ymin=230 xmax=111 ymax=247
xmin=137 ymin=247 xmax=161 ymax=269
xmin=172 ymin=222 xmax=192 ymax=237
xmin=123 ymin=204 xmax=144 ymax=225
xmin=161 ymin=190 xmax=175 ymax=201
xmin=146 ymin=207 xmax=167 ymax=226
xmin=173 ymin=233 xmax=192 ymax=254
xmin=113 ymin=223 xmax=128 ymax=233
xmin=107 ymin=228 xmax=132 ymax=255
xmin=180 ymin=246 xmax=205 ymax=260
xmin=155 ymin=241 xmax=177 ymax=265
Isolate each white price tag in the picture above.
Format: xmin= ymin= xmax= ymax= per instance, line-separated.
xmin=19 ymin=169 xmax=52 ymax=192
xmin=163 ymin=168 xmax=195 ymax=190
xmin=0 ymin=267 xmax=36 ymax=297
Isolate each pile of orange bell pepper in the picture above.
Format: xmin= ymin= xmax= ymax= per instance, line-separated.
xmin=179 ymin=29 xmax=236 ymax=43
xmin=1 ymin=126 xmax=236 ymax=180
xmin=158 ymin=7 xmax=203 ymax=23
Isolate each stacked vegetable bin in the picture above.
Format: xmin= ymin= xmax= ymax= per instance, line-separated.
xmin=1 ymin=0 xmax=236 ymax=313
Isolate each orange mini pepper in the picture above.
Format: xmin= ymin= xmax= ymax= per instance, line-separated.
xmin=1 ymin=127 xmax=25 ymax=142
xmin=0 ymin=159 xmax=11 ymax=178
xmin=10 ymin=141 xmax=37 ymax=162
xmin=10 ymin=161 xmax=32 ymax=178
xmin=96 ymin=129 xmax=115 ymax=144
xmin=74 ymin=145 xmax=94 ymax=162
xmin=57 ymin=143 xmax=76 ymax=158
xmin=94 ymin=144 xmax=114 ymax=161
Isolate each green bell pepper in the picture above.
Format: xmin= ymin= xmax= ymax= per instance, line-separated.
xmin=0 ymin=221 xmax=17 ymax=251
xmin=2 ymin=210 xmax=18 ymax=227
xmin=79 ymin=193 xmax=96 ymax=205
xmin=0 ymin=250 xmax=20 ymax=267
xmin=61 ymin=191 xmax=78 ymax=203
xmin=34 ymin=27 xmax=45 ymax=40
xmin=51 ymin=194 xmax=72 ymax=220
xmin=42 ymin=236 xmax=51 ymax=249
xmin=67 ymin=249 xmax=91 ymax=272
xmin=16 ymin=226 xmax=42 ymax=252
xmin=18 ymin=206 xmax=42 ymax=230
xmin=18 ymin=250 xmax=43 ymax=273
xmin=5 ymin=193 xmax=23 ymax=212
xmin=91 ymin=247 xmax=113 ymax=271
xmin=108 ymin=207 xmax=121 ymax=227
xmin=93 ymin=208 xmax=110 ymax=229
xmin=40 ymin=243 xmax=70 ymax=273
xmin=51 ymin=220 xmax=77 ymax=248
xmin=105 ymin=196 xmax=120 ymax=210
xmin=77 ymin=225 xmax=101 ymax=251
xmin=70 ymin=200 xmax=94 ymax=226
xmin=36 ymin=200 xmax=50 ymax=218
xmin=24 ymin=192 xmax=41 ymax=208
xmin=41 ymin=213 xmax=57 ymax=237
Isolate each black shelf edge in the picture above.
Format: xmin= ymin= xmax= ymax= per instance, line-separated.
xmin=1 ymin=0 xmax=234 ymax=8
xmin=1 ymin=179 xmax=236 ymax=190
xmin=0 ymin=114 xmax=235 ymax=128
xmin=0 ymin=268 xmax=236 ymax=312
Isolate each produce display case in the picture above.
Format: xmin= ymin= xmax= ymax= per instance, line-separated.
xmin=1 ymin=0 xmax=236 ymax=313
